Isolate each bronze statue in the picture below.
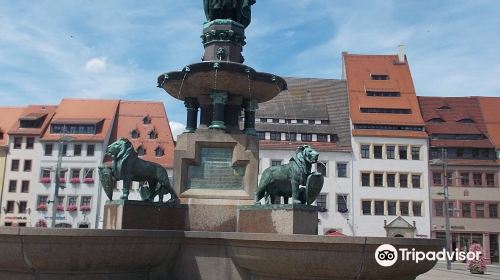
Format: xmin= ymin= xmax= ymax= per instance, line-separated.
xmin=102 ymin=138 xmax=178 ymax=203
xmin=203 ymin=0 xmax=256 ymax=28
xmin=255 ymin=145 xmax=324 ymax=205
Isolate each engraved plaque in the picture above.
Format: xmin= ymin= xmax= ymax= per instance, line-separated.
xmin=187 ymin=147 xmax=245 ymax=189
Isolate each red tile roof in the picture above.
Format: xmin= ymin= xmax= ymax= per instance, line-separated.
xmin=9 ymin=105 xmax=57 ymax=136
xmin=478 ymin=97 xmax=500 ymax=149
xmin=41 ymin=99 xmax=119 ymax=142
xmin=343 ymin=54 xmax=425 ymax=135
xmin=110 ymin=101 xmax=175 ymax=168
xmin=0 ymin=107 xmax=25 ymax=146
xmin=351 ymin=129 xmax=427 ymax=139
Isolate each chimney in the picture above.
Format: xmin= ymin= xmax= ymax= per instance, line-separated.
xmin=397 ymin=45 xmax=405 ymax=63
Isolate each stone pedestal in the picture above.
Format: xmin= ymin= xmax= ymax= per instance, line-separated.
xmin=237 ymin=204 xmax=318 ymax=235
xmin=103 ymin=200 xmax=187 ymax=230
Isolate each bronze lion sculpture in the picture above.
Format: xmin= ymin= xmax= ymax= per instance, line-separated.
xmin=255 ymin=145 xmax=324 ymax=205
xmin=105 ymin=138 xmax=178 ymax=203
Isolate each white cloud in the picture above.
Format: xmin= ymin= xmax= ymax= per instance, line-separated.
xmin=169 ymin=121 xmax=185 ymax=141
xmin=85 ymin=57 xmax=107 ymax=73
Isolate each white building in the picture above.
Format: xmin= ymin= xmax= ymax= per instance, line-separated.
xmin=343 ymin=52 xmax=431 ymax=238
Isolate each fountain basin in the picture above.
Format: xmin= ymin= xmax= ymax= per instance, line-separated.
xmin=0 ymin=227 xmax=442 ymax=280
xmin=158 ymin=61 xmax=287 ymax=102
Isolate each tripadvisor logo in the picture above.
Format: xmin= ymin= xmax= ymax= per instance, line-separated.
xmin=375 ymin=244 xmax=481 ymax=267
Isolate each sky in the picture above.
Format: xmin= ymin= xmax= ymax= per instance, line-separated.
xmin=1 ymin=0 xmax=499 ymax=138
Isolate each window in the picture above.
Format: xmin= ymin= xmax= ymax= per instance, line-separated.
xmin=411 ymin=146 xmax=420 ymax=160
xmin=413 ymin=202 xmax=422 ymax=217
xmin=41 ymin=169 xmax=51 ymax=179
xmin=374 ymin=145 xmax=383 ymax=159
xmin=472 ymin=149 xmax=480 ymax=158
xmin=399 ymin=146 xmax=407 ymax=160
xmin=361 ymin=145 xmax=370 ymax=159
xmin=473 ymin=174 xmax=482 ymax=186
xmin=462 ymin=203 xmax=471 ymax=218
xmin=11 ymin=159 xmax=20 ymax=171
xmin=286 ymin=132 xmax=296 ymax=141
xmin=456 ymin=148 xmax=464 ymax=158
xmin=13 ymin=137 xmax=22 ymax=149
xmin=131 ymin=129 xmax=140 ymax=139
xmin=433 ymin=172 xmax=442 ymax=186
xmin=74 ymin=144 xmax=82 ymax=156
xmin=486 ymin=174 xmax=495 ymax=186
xmin=474 ymin=203 xmax=485 ymax=218
xmin=489 ymin=204 xmax=498 ymax=218
xmin=374 ymin=173 xmax=383 ymax=187
xmin=428 ymin=118 xmax=445 ymax=123
xmin=45 ymin=144 xmax=53 ymax=156
xmin=399 ymin=173 xmax=408 ymax=188
xmin=388 ymin=201 xmax=397 ymax=215
xmin=21 ymin=181 xmax=29 ymax=193
xmin=37 ymin=195 xmax=48 ymax=206
xmin=149 ymin=130 xmax=158 ymax=139
xmin=23 ymin=160 xmax=32 ymax=172
xmin=257 ymin=132 xmax=265 ymax=140
xmin=360 ymin=108 xmax=411 ymax=114
xmin=337 ymin=195 xmax=348 ymax=213
xmin=18 ymin=201 xmax=27 ymax=214
xmin=143 ymin=116 xmax=151 ymax=124
xmin=59 ymin=170 xmax=67 ymax=182
xmin=81 ymin=196 xmax=92 ymax=207
xmin=272 ymin=118 xmax=279 ymax=123
xmin=317 ymin=162 xmax=327 ymax=177
xmin=412 ymin=175 xmax=421 ymax=188
xmin=271 ymin=160 xmax=282 ymax=167
xmin=317 ymin=134 xmax=328 ymax=142
xmin=374 ymin=201 xmax=384 ymax=215
xmin=71 ymin=169 xmax=81 ymax=179
xmin=87 ymin=144 xmax=95 ymax=156
xmin=371 ymin=74 xmax=389 ymax=80
xmin=387 ymin=174 xmax=395 ymax=187
xmin=446 ymin=173 xmax=453 ymax=186
xmin=461 ymin=173 xmax=470 ymax=186
xmin=62 ymin=144 xmax=67 ymax=156
xmin=137 ymin=146 xmax=145 ymax=156
xmin=4 ymin=222 xmax=12 ymax=227
xmin=68 ymin=196 xmax=78 ymax=207
xmin=386 ymin=145 xmax=395 ymax=159
xmin=155 ymin=147 xmax=164 ymax=157
xmin=259 ymin=118 xmax=267 ymax=123
xmin=26 ymin=137 xmax=34 ymax=149
xmin=316 ymin=194 xmax=327 ymax=212
xmin=270 ymin=132 xmax=281 ymax=141
xmin=400 ymin=202 xmax=409 ymax=216
xmin=366 ymin=91 xmax=400 ymax=97
xmin=361 ymin=173 xmax=370 ymax=187
xmin=84 ymin=169 xmax=94 ymax=180
xmin=336 ymin=163 xmax=347 ymax=178
xmin=321 ymin=120 xmax=329 ymax=124
xmin=435 ymin=201 xmax=444 ymax=217
xmin=6 ymin=201 xmax=15 ymax=213
xmin=8 ymin=180 xmax=16 ymax=192
xmin=362 ymin=201 xmax=371 ymax=215
xmin=301 ymin=134 xmax=312 ymax=142
xmin=296 ymin=119 xmax=304 ymax=124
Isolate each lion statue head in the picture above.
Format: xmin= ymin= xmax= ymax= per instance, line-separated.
xmin=106 ymin=138 xmax=136 ymax=159
xmin=295 ymin=145 xmax=319 ymax=164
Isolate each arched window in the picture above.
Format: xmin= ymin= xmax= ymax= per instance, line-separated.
xmin=131 ymin=129 xmax=140 ymax=139
xmin=457 ymin=118 xmax=474 ymax=123
xmin=149 ymin=129 xmax=158 ymax=139
xmin=137 ymin=145 xmax=145 ymax=156
xmin=427 ymin=118 xmax=445 ymax=123
xmin=155 ymin=146 xmax=164 ymax=157
xmin=143 ymin=115 xmax=152 ymax=125
xmin=437 ymin=105 xmax=451 ymax=110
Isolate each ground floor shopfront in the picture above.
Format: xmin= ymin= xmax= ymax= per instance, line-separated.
xmin=434 ymin=231 xmax=499 ymax=264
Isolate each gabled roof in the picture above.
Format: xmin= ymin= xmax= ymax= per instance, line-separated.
xmin=343 ymin=53 xmax=426 ymax=138
xmin=41 ymin=99 xmax=119 ymax=142
xmin=0 ymin=107 xmax=25 ymax=146
xmin=9 ymin=105 xmax=57 ymax=136
xmin=109 ymin=101 xmax=175 ymax=168
xmin=478 ymin=97 xmax=500 ymax=149
xmin=384 ymin=216 xmax=415 ymax=229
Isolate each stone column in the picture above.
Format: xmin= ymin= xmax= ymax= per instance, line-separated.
xmin=184 ymin=97 xmax=199 ymax=133
xmin=209 ymin=92 xmax=228 ymax=129
xmin=242 ymin=99 xmax=258 ymax=135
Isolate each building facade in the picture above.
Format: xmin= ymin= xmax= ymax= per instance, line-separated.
xmin=255 ymin=77 xmax=354 ymax=235
xmin=419 ymin=96 xmax=500 ymax=264
xmin=343 ymin=52 xmax=431 ymax=238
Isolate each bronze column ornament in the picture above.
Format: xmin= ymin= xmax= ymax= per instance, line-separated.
xmin=209 ymin=91 xmax=228 ymax=129
xmin=243 ymin=98 xmax=258 ymax=135
xmin=184 ymin=97 xmax=199 ymax=133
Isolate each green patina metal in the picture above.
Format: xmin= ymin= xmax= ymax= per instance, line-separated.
xmin=187 ymin=147 xmax=245 ymax=190
xmin=203 ymin=0 xmax=256 ymax=28
xmin=209 ymin=91 xmax=229 ymax=129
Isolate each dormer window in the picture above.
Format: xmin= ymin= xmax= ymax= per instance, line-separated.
xmin=131 ymin=129 xmax=140 ymax=139
xmin=143 ymin=116 xmax=151 ymax=125
xmin=137 ymin=145 xmax=145 ymax=156
xmin=457 ymin=118 xmax=474 ymax=123
xmin=371 ymin=74 xmax=389 ymax=80
xmin=155 ymin=146 xmax=164 ymax=157
xmin=437 ymin=106 xmax=451 ymax=110
xmin=428 ymin=118 xmax=445 ymax=123
xmin=148 ymin=129 xmax=158 ymax=139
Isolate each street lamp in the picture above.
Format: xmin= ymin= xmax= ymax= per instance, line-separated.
xmin=49 ymin=135 xmax=74 ymax=228
xmin=430 ymin=147 xmax=452 ymax=270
